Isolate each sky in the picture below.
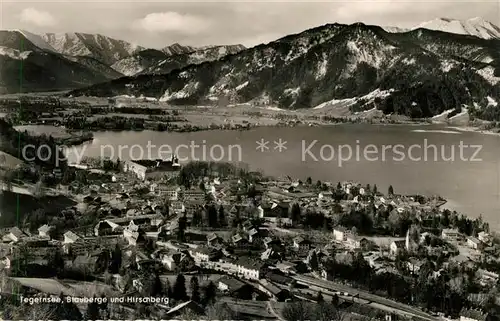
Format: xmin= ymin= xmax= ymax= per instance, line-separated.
xmin=0 ymin=0 xmax=499 ymax=49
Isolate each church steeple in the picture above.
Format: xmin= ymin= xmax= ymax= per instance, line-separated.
xmin=405 ymin=228 xmax=410 ymax=251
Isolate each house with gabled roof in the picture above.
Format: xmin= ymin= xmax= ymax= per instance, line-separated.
xmin=166 ymin=300 xmax=205 ymax=318
xmin=37 ymin=225 xmax=53 ymax=238
xmin=232 ymin=233 xmax=245 ymax=245
xmin=234 ymin=257 xmax=267 ymax=280
xmin=63 ymin=231 xmax=80 ymax=244
xmin=3 ymin=227 xmax=27 ymax=243
xmin=390 ymin=240 xmax=406 ymax=256
xmin=124 ymin=230 xmax=140 ymax=246
xmin=248 ymin=228 xmax=260 ymax=243
xmin=94 ymin=220 xmax=122 ymax=237
xmin=293 ymin=236 xmax=312 ymax=250
xmin=478 ymin=232 xmax=493 ymax=246
xmin=263 ymin=237 xmax=281 ymax=249
xmin=467 ymin=237 xmax=484 ymax=250
xmin=333 ymin=227 xmax=347 ymax=242
xmin=257 ymin=279 xmax=291 ymax=302
xmin=207 ymin=232 xmax=221 ymax=247
xmin=442 ymin=228 xmax=461 ymax=241
xmin=217 ymin=276 xmax=254 ymax=299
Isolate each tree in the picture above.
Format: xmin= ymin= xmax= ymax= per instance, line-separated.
xmin=1 ymin=169 xmax=14 ymax=191
xmin=290 ymin=203 xmax=301 ymax=225
xmin=173 ymin=274 xmax=187 ymax=301
xmin=314 ymin=302 xmax=342 ymax=321
xmin=247 ymin=184 xmax=257 ymax=198
xmin=316 ymin=291 xmax=324 ymax=303
xmin=388 ymin=185 xmax=394 ymax=196
xmin=218 ymin=205 xmax=226 ymax=227
xmin=192 ymin=208 xmax=203 ymax=227
xmin=84 ymin=299 xmax=100 ymax=320
xmin=177 ymin=214 xmax=187 ymax=242
xmin=309 ymin=251 xmax=319 ymax=271
xmin=46 ymin=249 xmax=64 ymax=274
xmin=109 ymin=244 xmax=122 ymax=274
xmin=306 ymin=177 xmax=312 ymax=185
xmin=373 ymin=184 xmax=378 ymax=194
xmin=331 ymin=294 xmax=339 ymax=307
xmin=57 ymin=293 xmax=83 ymax=320
xmin=190 ymin=276 xmax=201 ymax=303
xmin=209 ymin=205 xmax=219 ymax=227
xmin=165 ymin=279 xmax=174 ymax=298
xmin=152 ymin=272 xmax=163 ymax=296
xmin=33 ymin=179 xmax=45 ymax=198
xmin=203 ymin=281 xmax=217 ymax=306
xmin=282 ymin=301 xmax=314 ymax=321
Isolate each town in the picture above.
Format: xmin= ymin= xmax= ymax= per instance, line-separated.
xmin=0 ymin=142 xmax=497 ymax=321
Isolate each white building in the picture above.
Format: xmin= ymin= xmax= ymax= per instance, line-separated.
xmin=478 ymin=232 xmax=493 ymax=245
xmin=467 ymin=237 xmax=483 ymax=250
xmin=333 ymin=227 xmax=347 ymax=242
xmin=293 ymin=237 xmax=311 ymax=250
xmin=38 ymin=225 xmax=52 ymax=238
xmin=63 ymin=231 xmax=80 ymax=244
xmin=390 ymin=240 xmax=406 ymax=256
xmin=123 ymin=161 xmax=147 ymax=181
xmin=235 ymin=259 xmax=264 ymax=280
xmin=442 ymin=229 xmax=460 ymax=241
xmin=3 ymin=227 xmax=26 ymax=243
xmin=189 ymin=248 xmax=210 ymax=263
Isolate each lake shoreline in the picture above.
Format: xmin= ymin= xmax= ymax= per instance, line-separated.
xmin=446 ymin=126 xmax=500 ymax=137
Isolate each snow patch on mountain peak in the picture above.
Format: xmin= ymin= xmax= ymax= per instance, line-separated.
xmin=0 ymin=46 xmax=31 ymax=60
xmin=235 ymin=81 xmax=249 ymax=91
xmin=316 ymin=53 xmax=329 ymax=80
xmin=160 ymin=82 xmax=200 ymax=102
xmin=17 ymin=30 xmax=56 ymax=52
xmin=412 ymin=17 xmax=500 ymax=39
xmin=476 ymin=66 xmax=500 ymax=85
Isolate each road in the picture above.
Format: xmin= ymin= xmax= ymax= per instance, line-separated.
xmin=267 ymin=301 xmax=285 ymax=321
xmin=293 ymin=274 xmax=438 ymax=321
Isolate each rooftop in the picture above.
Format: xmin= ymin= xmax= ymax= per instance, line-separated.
xmin=218 ymin=276 xmax=246 ymax=292
xmin=235 ymin=257 xmax=265 ymax=270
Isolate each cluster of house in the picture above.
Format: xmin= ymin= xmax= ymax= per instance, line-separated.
xmin=2 ymin=163 xmax=499 ymax=321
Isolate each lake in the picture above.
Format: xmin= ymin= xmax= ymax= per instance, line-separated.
xmin=17 ymin=124 xmax=500 ymax=229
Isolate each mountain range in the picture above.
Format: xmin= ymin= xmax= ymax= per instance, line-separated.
xmin=68 ymin=20 xmax=500 ymax=118
xmin=1 ymin=18 xmax=500 ymax=119
xmin=0 ymin=30 xmax=246 ymax=93
xmin=382 ymin=17 xmax=500 ymax=39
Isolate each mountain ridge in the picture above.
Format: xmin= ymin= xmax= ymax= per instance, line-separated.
xmin=382 ymin=17 xmax=500 ymax=40
xmin=67 ymin=22 xmax=500 ymax=118
xmin=0 ymin=29 xmax=247 ymax=92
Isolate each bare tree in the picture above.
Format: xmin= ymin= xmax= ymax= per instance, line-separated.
xmin=282 ymin=301 xmax=314 ymax=321
xmin=33 ymin=179 xmax=45 ymax=198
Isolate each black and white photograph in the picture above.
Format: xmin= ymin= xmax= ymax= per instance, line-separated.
xmin=0 ymin=0 xmax=500 ymax=320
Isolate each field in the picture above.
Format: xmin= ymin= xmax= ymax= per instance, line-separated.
xmin=9 ymin=277 xmax=121 ymax=297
